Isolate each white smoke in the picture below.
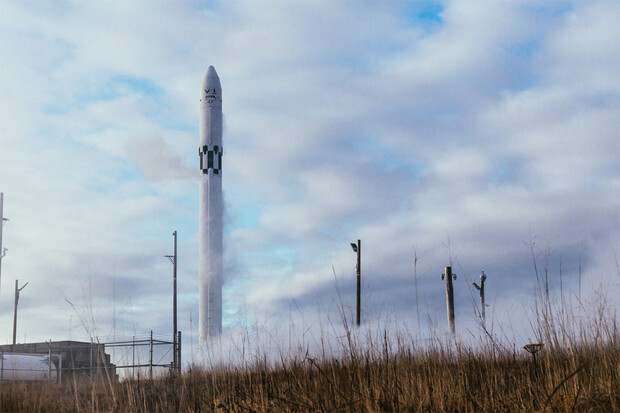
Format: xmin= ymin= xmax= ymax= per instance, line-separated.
xmin=126 ymin=134 xmax=197 ymax=181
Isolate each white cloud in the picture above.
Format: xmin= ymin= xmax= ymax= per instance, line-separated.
xmin=0 ymin=1 xmax=617 ymax=362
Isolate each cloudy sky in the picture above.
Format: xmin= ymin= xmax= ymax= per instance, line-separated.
xmin=0 ymin=1 xmax=618 ymax=363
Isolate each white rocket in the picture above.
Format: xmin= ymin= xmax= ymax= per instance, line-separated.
xmin=199 ymin=66 xmax=223 ymax=341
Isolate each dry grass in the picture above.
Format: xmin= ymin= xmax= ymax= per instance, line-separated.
xmin=0 ymin=339 xmax=616 ymax=412
xmin=1 ymin=310 xmax=617 ymax=412
xmin=1 ymin=273 xmax=618 ymax=412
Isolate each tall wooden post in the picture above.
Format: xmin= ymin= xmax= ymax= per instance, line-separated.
xmin=177 ymin=331 xmax=182 ymax=374
xmin=355 ymin=239 xmax=361 ymax=326
xmin=473 ymin=271 xmax=487 ymax=328
xmin=442 ymin=266 xmax=455 ymax=334
xmin=166 ymin=231 xmax=178 ymax=373
xmin=132 ymin=335 xmax=135 ymax=379
xmin=481 ymin=278 xmax=485 ymax=325
xmin=172 ymin=231 xmax=177 ymax=372
xmin=149 ymin=330 xmax=153 ymax=380
xmin=0 ymin=192 xmax=6 ymax=295
xmin=13 ymin=280 xmax=28 ymax=345
xmin=48 ymin=341 xmax=52 ymax=382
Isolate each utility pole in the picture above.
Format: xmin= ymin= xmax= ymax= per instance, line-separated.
xmin=350 ymin=239 xmax=361 ymax=326
xmin=13 ymin=279 xmax=28 ymax=345
xmin=165 ymin=230 xmax=178 ymax=374
xmin=472 ymin=271 xmax=487 ymax=328
xmin=177 ymin=331 xmax=181 ymax=374
xmin=441 ymin=266 xmax=456 ymax=335
xmin=149 ymin=330 xmax=153 ymax=380
xmin=0 ymin=192 xmax=8 ymax=296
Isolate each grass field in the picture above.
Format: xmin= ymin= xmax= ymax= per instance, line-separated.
xmin=1 ymin=263 xmax=618 ymax=412
xmin=1 ymin=303 xmax=617 ymax=411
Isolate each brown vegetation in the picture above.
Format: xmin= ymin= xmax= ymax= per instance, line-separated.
xmin=1 ymin=314 xmax=617 ymax=411
xmin=1 ymin=270 xmax=618 ymax=412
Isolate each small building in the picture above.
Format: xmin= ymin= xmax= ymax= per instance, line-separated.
xmin=0 ymin=341 xmax=117 ymax=382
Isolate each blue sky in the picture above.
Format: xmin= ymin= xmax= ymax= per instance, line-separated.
xmin=0 ymin=1 xmax=618 ymax=364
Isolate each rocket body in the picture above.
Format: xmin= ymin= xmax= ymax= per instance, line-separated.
xmin=199 ymin=66 xmax=223 ymax=341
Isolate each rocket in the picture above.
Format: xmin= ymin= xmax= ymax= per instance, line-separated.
xmin=199 ymin=66 xmax=223 ymax=341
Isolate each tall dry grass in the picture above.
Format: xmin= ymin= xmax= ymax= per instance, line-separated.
xmin=1 ymin=270 xmax=618 ymax=412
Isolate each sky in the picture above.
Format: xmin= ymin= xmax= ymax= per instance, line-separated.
xmin=0 ymin=1 xmax=618 ymax=366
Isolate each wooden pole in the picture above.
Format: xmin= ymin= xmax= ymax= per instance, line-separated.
xmin=444 ymin=266 xmax=455 ymax=334
xmin=0 ymin=193 xmax=5 ymax=295
xmin=480 ymin=273 xmax=486 ymax=327
xmin=172 ymin=231 xmax=177 ymax=373
xmin=177 ymin=331 xmax=182 ymax=374
xmin=13 ymin=280 xmax=28 ymax=345
xmin=356 ymin=239 xmax=361 ymax=327
xmin=473 ymin=271 xmax=487 ymax=328
xmin=149 ymin=330 xmax=153 ymax=380
xmin=12 ymin=280 xmax=17 ymax=345
xmin=48 ymin=341 xmax=52 ymax=382
xmin=166 ymin=231 xmax=178 ymax=374
xmin=132 ymin=335 xmax=135 ymax=379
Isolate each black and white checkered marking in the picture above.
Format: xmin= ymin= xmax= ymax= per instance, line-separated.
xmin=199 ymin=145 xmax=223 ymax=175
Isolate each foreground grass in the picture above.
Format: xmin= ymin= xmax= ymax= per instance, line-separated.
xmin=1 ymin=263 xmax=618 ymax=412
xmin=0 ymin=332 xmax=617 ymax=412
xmin=0 ymin=343 xmax=618 ymax=412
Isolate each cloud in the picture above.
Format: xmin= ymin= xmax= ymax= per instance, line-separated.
xmin=0 ymin=1 xmax=618 ymax=361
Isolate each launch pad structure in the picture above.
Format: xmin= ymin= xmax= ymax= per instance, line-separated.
xmin=0 ymin=332 xmax=180 ymax=382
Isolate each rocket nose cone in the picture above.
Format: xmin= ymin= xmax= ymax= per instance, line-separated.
xmin=203 ymin=66 xmax=221 ymax=88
